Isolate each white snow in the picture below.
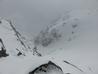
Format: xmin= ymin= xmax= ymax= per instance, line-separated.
xmin=0 ymin=18 xmax=33 ymax=56
xmin=0 ymin=0 xmax=98 ymax=74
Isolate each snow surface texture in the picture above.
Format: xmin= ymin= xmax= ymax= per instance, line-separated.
xmin=0 ymin=5 xmax=98 ymax=74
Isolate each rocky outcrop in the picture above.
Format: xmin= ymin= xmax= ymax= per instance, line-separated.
xmin=29 ymin=61 xmax=64 ymax=74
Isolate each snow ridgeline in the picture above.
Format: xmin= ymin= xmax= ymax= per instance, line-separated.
xmin=0 ymin=18 xmax=34 ymax=57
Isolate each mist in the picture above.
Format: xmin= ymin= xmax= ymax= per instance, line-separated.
xmin=0 ymin=0 xmax=97 ymax=38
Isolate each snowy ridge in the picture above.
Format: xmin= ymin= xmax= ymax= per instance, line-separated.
xmin=0 ymin=18 xmax=33 ymax=56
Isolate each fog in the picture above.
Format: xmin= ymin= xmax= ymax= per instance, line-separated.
xmin=0 ymin=0 xmax=97 ymax=37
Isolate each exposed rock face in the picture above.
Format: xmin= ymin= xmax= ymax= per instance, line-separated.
xmin=0 ymin=38 xmax=9 ymax=58
xmin=29 ymin=61 xmax=64 ymax=74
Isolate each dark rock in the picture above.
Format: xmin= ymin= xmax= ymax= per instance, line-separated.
xmin=29 ymin=61 xmax=63 ymax=74
xmin=0 ymin=21 xmax=2 ymax=24
xmin=0 ymin=48 xmax=9 ymax=58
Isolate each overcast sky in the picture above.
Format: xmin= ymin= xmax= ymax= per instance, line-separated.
xmin=0 ymin=0 xmax=97 ymax=38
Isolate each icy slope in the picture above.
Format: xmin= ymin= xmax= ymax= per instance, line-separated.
xmin=0 ymin=18 xmax=33 ymax=56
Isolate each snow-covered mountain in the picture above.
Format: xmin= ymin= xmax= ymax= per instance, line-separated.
xmin=34 ymin=10 xmax=98 ymax=56
xmin=0 ymin=9 xmax=98 ymax=74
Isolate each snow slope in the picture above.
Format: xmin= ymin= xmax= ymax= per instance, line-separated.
xmin=0 ymin=18 xmax=33 ymax=56
xmin=0 ymin=4 xmax=98 ymax=74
